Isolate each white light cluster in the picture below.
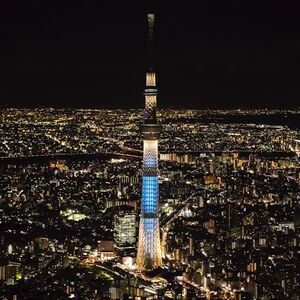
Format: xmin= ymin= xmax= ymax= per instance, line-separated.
xmin=143 ymin=140 xmax=158 ymax=171
xmin=146 ymin=72 xmax=156 ymax=87
xmin=145 ymin=95 xmax=157 ymax=111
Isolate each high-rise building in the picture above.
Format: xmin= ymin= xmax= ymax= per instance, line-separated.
xmin=136 ymin=13 xmax=162 ymax=271
xmin=114 ymin=206 xmax=136 ymax=249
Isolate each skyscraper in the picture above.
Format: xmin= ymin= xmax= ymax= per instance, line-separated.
xmin=114 ymin=206 xmax=136 ymax=249
xmin=136 ymin=13 xmax=162 ymax=271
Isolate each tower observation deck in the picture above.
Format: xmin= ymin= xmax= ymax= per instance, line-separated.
xmin=136 ymin=13 xmax=162 ymax=271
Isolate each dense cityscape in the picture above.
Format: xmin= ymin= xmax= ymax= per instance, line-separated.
xmin=0 ymin=108 xmax=300 ymax=299
xmin=1 ymin=2 xmax=300 ymax=299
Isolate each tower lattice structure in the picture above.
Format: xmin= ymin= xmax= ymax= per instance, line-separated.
xmin=136 ymin=13 xmax=162 ymax=271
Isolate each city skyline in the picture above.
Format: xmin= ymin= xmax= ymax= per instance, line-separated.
xmin=1 ymin=2 xmax=300 ymax=299
xmin=1 ymin=107 xmax=299 ymax=299
xmin=0 ymin=1 xmax=299 ymax=108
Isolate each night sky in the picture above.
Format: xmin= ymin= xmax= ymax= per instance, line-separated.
xmin=1 ymin=1 xmax=299 ymax=109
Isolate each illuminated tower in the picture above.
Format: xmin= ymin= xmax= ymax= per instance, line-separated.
xmin=136 ymin=13 xmax=162 ymax=271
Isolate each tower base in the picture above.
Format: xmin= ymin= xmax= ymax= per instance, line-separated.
xmin=136 ymin=216 xmax=162 ymax=271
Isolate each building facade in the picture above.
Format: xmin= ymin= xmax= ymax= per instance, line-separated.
xmin=114 ymin=208 xmax=136 ymax=249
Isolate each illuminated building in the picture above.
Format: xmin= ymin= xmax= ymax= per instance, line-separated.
xmin=114 ymin=207 xmax=136 ymax=249
xmin=136 ymin=13 xmax=162 ymax=270
xmin=98 ymin=241 xmax=115 ymax=262
xmin=0 ymin=260 xmax=20 ymax=285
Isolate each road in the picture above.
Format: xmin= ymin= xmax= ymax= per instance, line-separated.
xmin=0 ymin=152 xmax=141 ymax=165
xmin=160 ymin=191 xmax=197 ymax=230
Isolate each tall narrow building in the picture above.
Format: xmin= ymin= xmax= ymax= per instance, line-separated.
xmin=136 ymin=13 xmax=162 ymax=271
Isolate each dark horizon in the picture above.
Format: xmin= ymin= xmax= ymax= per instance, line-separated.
xmin=0 ymin=104 xmax=300 ymax=110
xmin=1 ymin=1 xmax=299 ymax=109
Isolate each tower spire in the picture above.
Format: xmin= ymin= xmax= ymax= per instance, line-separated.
xmin=136 ymin=13 xmax=162 ymax=271
xmin=144 ymin=13 xmax=158 ymax=123
xmin=147 ymin=13 xmax=155 ymax=58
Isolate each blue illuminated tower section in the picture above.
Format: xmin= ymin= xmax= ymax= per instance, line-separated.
xmin=136 ymin=13 xmax=162 ymax=271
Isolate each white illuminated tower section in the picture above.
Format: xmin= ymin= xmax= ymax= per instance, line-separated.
xmin=136 ymin=13 xmax=162 ymax=271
